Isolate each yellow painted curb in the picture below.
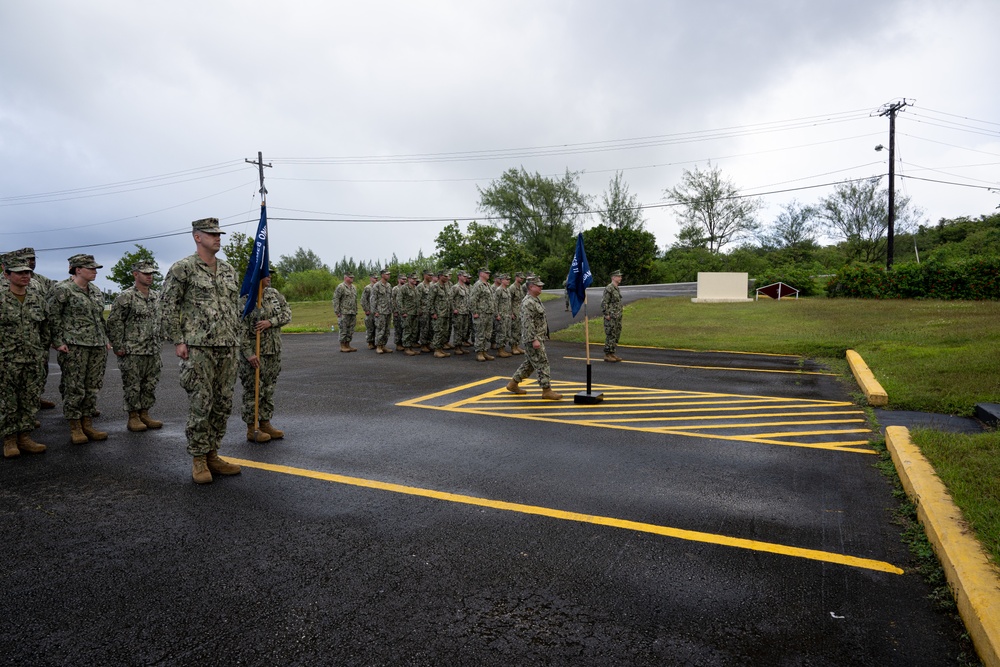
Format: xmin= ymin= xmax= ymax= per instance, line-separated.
xmin=885 ymin=426 xmax=1000 ymax=667
xmin=846 ymin=349 xmax=888 ymax=406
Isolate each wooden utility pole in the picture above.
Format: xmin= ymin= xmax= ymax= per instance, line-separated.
xmin=878 ymin=100 xmax=910 ymax=269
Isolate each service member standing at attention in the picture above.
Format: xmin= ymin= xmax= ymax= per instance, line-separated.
xmin=47 ymin=254 xmax=111 ymax=445
xmin=107 ymin=261 xmax=165 ymax=433
xmin=429 ymin=270 xmax=453 ymax=358
xmin=1 ymin=254 xmax=49 ymax=458
xmin=469 ymin=267 xmax=496 ymax=362
xmin=361 ymin=273 xmax=376 ymax=350
xmin=507 ymin=276 xmax=562 ymax=400
xmin=602 ymin=270 xmax=624 ymax=362
xmin=332 ymin=272 xmax=358 ymax=352
xmin=15 ymin=248 xmax=58 ymax=409
xmin=372 ymin=268 xmax=394 ymax=354
xmin=450 ymin=270 xmax=472 ymax=351
xmin=508 ymin=272 xmax=526 ymax=355
xmin=416 ymin=269 xmax=434 ymax=353
xmin=396 ymin=272 xmax=421 ymax=355
xmin=240 ymin=275 xmax=292 ymax=443
xmin=392 ymin=273 xmax=406 ymax=351
xmin=160 ymin=218 xmax=242 ymax=484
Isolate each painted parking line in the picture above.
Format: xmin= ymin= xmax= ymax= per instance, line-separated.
xmin=227 ymin=457 xmax=904 ymax=575
xmin=399 ymin=377 xmax=874 ymax=454
xmin=564 ymin=356 xmax=839 ymax=376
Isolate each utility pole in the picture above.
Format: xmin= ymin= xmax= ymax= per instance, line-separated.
xmin=877 ymin=100 xmax=911 ymax=269
xmin=245 ymin=151 xmax=271 ymax=205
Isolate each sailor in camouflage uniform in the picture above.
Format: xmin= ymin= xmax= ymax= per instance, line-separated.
xmin=396 ymin=273 xmax=421 ymax=355
xmin=107 ymin=260 xmax=165 ymax=433
xmin=1 ymin=254 xmax=49 ymax=458
xmin=392 ymin=273 xmax=406 ymax=351
xmin=507 ymin=276 xmax=563 ymax=400
xmin=239 ymin=275 xmax=292 ymax=443
xmin=469 ymin=268 xmax=497 ymax=362
xmin=371 ymin=268 xmax=394 ymax=353
xmin=416 ymin=269 xmax=434 ymax=353
xmin=493 ymin=273 xmax=513 ymax=358
xmin=601 ymin=270 xmax=624 ymax=362
xmin=12 ymin=248 xmax=58 ymax=409
xmin=508 ymin=272 xmax=526 ymax=355
xmin=160 ymin=218 xmax=242 ymax=484
xmin=450 ymin=270 xmax=472 ymax=350
xmin=429 ymin=270 xmax=455 ymax=357
xmin=47 ymin=254 xmax=111 ymax=444
xmin=332 ymin=272 xmax=358 ymax=352
xmin=361 ymin=274 xmax=376 ymax=350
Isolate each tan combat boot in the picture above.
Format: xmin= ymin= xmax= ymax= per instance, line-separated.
xmin=259 ymin=421 xmax=284 ymax=439
xmin=433 ymin=349 xmax=450 ymax=358
xmin=506 ymin=379 xmax=527 ymax=395
xmin=541 ymin=387 xmax=564 ymax=401
xmin=454 ymin=347 xmax=466 ymax=355
xmin=613 ymin=353 xmax=623 ymax=361
xmin=511 ymin=345 xmax=524 ymax=355
xmin=443 ymin=342 xmax=454 ymax=350
xmin=17 ymin=432 xmax=46 ymax=454
xmin=68 ymin=419 xmax=88 ymax=445
xmin=497 ymin=348 xmax=512 ymax=358
xmin=139 ymin=410 xmax=163 ymax=429
xmin=4 ymin=434 xmax=20 ymax=458
xmin=192 ymin=456 xmax=213 ymax=484
xmin=127 ymin=411 xmax=148 ymax=432
xmin=81 ymin=417 xmax=108 ymax=441
xmin=247 ymin=424 xmax=271 ymax=443
xmin=420 ymin=344 xmax=432 ymax=353
xmin=340 ymin=342 xmax=352 ymax=353
xmin=404 ymin=347 xmax=418 ymax=356
xmin=604 ymin=353 xmax=618 ymax=363
xmin=39 ymin=398 xmax=56 ymax=410
xmin=483 ymin=351 xmax=495 ymax=361
xmin=206 ymin=450 xmax=241 ymax=476
xmin=476 ymin=351 xmax=487 ymax=362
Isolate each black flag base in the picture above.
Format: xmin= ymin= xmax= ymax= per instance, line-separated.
xmin=574 ymin=363 xmax=604 ymax=404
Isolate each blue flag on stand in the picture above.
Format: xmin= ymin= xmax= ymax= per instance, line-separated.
xmin=567 ymin=232 xmax=593 ymax=317
xmin=240 ymin=204 xmax=270 ymax=319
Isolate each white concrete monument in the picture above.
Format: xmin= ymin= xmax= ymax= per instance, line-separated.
xmin=692 ymin=272 xmax=752 ymax=303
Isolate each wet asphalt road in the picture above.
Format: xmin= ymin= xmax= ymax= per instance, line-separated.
xmin=0 ymin=294 xmax=972 ymax=666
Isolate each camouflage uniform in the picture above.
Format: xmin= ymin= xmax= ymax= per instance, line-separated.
xmin=239 ymin=286 xmax=292 ymax=425
xmin=451 ymin=277 xmax=472 ymax=346
xmin=508 ymin=275 xmax=525 ymax=351
xmin=107 ymin=284 xmax=162 ymax=414
xmin=332 ymin=279 xmax=357 ymax=345
xmin=371 ymin=275 xmax=394 ymax=348
xmin=469 ymin=274 xmax=496 ymax=354
xmin=0 ymin=276 xmax=49 ymax=439
xmin=396 ymin=277 xmax=420 ymax=349
xmin=361 ymin=279 xmax=375 ymax=348
xmin=47 ymin=275 xmax=109 ymax=420
xmin=602 ymin=278 xmax=623 ymax=356
xmin=494 ymin=278 xmax=513 ymax=350
xmin=416 ymin=275 xmax=433 ymax=349
xmin=392 ymin=276 xmax=406 ymax=348
xmin=429 ymin=276 xmax=453 ymax=351
xmin=160 ymin=253 xmax=240 ymax=457
xmin=512 ymin=288 xmax=554 ymax=389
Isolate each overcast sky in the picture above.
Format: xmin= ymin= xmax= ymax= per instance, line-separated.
xmin=2 ymin=0 xmax=998 ymax=290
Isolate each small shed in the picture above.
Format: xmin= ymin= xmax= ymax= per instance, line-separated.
xmin=755 ymin=282 xmax=799 ymax=301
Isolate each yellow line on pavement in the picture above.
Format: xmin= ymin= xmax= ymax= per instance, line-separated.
xmin=227 ymin=457 xmax=902 ymax=575
xmin=395 ymin=376 xmax=500 ymax=407
xmin=564 ymin=356 xmax=838 ymax=376
xmin=593 ymin=412 xmax=865 ymax=425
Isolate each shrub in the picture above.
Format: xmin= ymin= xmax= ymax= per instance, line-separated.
xmin=826 ymin=258 xmax=1000 ymax=300
xmin=752 ymin=266 xmax=820 ymax=297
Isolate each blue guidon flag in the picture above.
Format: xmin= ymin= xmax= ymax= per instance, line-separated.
xmin=567 ymin=232 xmax=593 ymax=317
xmin=240 ymin=204 xmax=270 ymax=319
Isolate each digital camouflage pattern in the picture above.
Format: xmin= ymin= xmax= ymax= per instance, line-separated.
xmin=428 ymin=279 xmax=452 ymax=349
xmin=450 ymin=280 xmax=471 ymax=345
xmin=161 ymin=254 xmax=240 ymax=456
xmin=47 ymin=279 xmax=109 ymax=419
xmin=396 ymin=281 xmax=420 ymax=348
xmin=361 ymin=282 xmax=375 ymax=347
xmin=417 ymin=278 xmax=433 ymax=347
xmin=371 ymin=279 xmax=394 ymax=347
xmin=108 ymin=287 xmax=163 ymax=413
xmin=508 ymin=278 xmax=525 ymax=346
xmin=240 ymin=286 xmax=292 ymax=424
xmin=333 ymin=279 xmax=358 ymax=344
xmin=601 ymin=281 xmax=623 ymax=355
xmin=512 ymin=292 xmax=553 ymax=389
xmin=494 ymin=282 xmax=512 ymax=349
xmin=0 ymin=288 xmax=48 ymax=436
xmin=469 ymin=277 xmax=497 ymax=353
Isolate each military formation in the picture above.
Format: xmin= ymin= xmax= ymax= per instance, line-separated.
xmin=4 ymin=222 xmax=629 ymax=484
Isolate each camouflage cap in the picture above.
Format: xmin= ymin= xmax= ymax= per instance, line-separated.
xmin=13 ymin=247 xmax=35 ymax=259
xmin=68 ymin=253 xmax=103 ymax=269
xmin=3 ymin=253 xmax=31 ymax=273
xmin=478 ymin=267 xmax=491 ymax=275
xmin=192 ymin=217 xmax=225 ymax=234
xmin=610 ymin=269 xmax=622 ymax=277
xmin=423 ymin=268 xmax=433 ymax=276
xmin=515 ymin=271 xmax=524 ymax=279
xmin=132 ymin=261 xmax=159 ymax=274
xmin=526 ymin=276 xmax=544 ymax=287
xmin=456 ymin=270 xmax=468 ymax=277
xmin=381 ymin=267 xmax=391 ymax=275
xmin=437 ymin=270 xmax=450 ymax=278
xmin=410 ymin=272 xmax=420 ymax=280
xmin=344 ymin=272 xmax=354 ymax=278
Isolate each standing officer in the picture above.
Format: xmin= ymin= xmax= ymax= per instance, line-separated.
xmin=332 ymin=272 xmax=358 ymax=352
xmin=396 ymin=272 xmax=420 ymax=355
xmin=429 ymin=270 xmax=453 ymax=358
xmin=17 ymin=248 xmax=57 ymax=409
xmin=160 ymin=218 xmax=242 ymax=484
xmin=416 ymin=269 xmax=434 ymax=353
xmin=469 ymin=267 xmax=496 ymax=362
xmin=361 ymin=273 xmax=377 ymax=350
xmin=602 ymin=269 xmax=624 ymax=362
xmin=392 ymin=273 xmax=406 ymax=351
xmin=240 ymin=275 xmax=292 ymax=443
xmin=1 ymin=254 xmax=49 ymax=458
xmin=508 ymin=272 xmax=526 ymax=355
xmin=450 ymin=270 xmax=472 ymax=351
xmin=507 ymin=276 xmax=562 ymax=400
xmin=493 ymin=274 xmax=513 ymax=358
xmin=47 ymin=254 xmax=111 ymax=444
xmin=372 ymin=268 xmax=394 ymax=354
xmin=107 ymin=260 xmax=164 ymax=433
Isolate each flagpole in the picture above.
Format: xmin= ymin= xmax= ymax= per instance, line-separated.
xmin=245 ymin=150 xmax=271 ymax=441
xmin=571 ymin=233 xmax=602 ymax=405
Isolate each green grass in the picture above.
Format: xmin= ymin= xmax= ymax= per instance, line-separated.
xmin=552 ymin=297 xmax=1000 ymax=416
